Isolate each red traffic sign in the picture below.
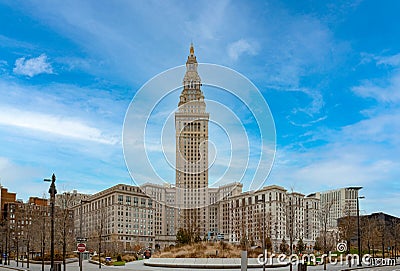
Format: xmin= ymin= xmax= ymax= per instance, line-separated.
xmin=77 ymin=243 xmax=86 ymax=253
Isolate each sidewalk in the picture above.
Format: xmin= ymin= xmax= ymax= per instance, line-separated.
xmin=1 ymin=258 xmax=398 ymax=271
xmin=144 ymin=257 xmax=289 ymax=269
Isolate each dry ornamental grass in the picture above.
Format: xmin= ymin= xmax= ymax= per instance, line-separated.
xmin=153 ymin=242 xmax=264 ymax=258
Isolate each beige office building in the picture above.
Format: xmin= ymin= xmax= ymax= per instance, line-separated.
xmin=316 ymin=186 xmax=361 ymax=229
xmin=220 ymin=185 xmax=320 ymax=251
xmin=71 ymin=184 xmax=156 ymax=252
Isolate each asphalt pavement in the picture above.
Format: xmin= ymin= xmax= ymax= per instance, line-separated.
xmin=0 ymin=259 xmax=399 ymax=271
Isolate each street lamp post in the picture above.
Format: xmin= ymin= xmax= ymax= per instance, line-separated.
xmin=44 ymin=174 xmax=57 ymax=271
xmin=257 ymin=195 xmax=266 ymax=271
xmin=357 ymin=195 xmax=365 ymax=266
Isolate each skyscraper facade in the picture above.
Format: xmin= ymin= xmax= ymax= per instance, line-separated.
xmin=175 ymin=44 xmax=210 ymax=237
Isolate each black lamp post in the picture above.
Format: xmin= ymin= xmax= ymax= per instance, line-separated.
xmin=44 ymin=174 xmax=57 ymax=271
xmin=357 ymin=195 xmax=365 ymax=266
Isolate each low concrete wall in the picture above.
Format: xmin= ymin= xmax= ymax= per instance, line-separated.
xmin=144 ymin=258 xmax=289 ymax=269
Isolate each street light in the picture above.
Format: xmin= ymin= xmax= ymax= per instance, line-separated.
xmin=357 ymin=195 xmax=365 ymax=266
xmin=256 ymin=195 xmax=266 ymax=271
xmin=44 ymin=174 xmax=57 ymax=271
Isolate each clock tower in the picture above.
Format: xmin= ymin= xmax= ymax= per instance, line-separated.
xmin=175 ymin=43 xmax=209 ymax=238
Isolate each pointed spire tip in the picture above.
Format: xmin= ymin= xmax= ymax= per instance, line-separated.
xmin=190 ymin=42 xmax=194 ymax=55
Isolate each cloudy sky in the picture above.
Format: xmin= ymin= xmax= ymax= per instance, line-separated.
xmin=0 ymin=0 xmax=399 ymax=216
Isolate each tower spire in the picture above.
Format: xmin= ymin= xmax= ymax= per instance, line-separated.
xmin=179 ymin=43 xmax=204 ymax=107
xmin=190 ymin=42 xmax=194 ymax=55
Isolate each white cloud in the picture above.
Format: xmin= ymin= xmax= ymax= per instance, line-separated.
xmin=0 ymin=60 xmax=8 ymax=73
xmin=13 ymin=54 xmax=53 ymax=77
xmin=0 ymin=157 xmax=47 ymax=199
xmin=269 ymin=105 xmax=400 ymax=215
xmin=376 ymin=53 xmax=400 ymax=67
xmin=353 ymin=70 xmax=400 ymax=104
xmin=0 ymin=106 xmax=118 ymax=145
xmin=353 ymin=53 xmax=400 ymax=103
xmin=227 ymin=39 xmax=258 ymax=61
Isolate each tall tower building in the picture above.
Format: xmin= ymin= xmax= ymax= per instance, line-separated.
xmin=175 ymin=44 xmax=209 ymax=237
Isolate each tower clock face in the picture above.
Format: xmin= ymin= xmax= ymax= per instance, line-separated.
xmin=189 ymin=64 xmax=194 ymax=71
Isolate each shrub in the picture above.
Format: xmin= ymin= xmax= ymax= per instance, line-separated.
xmin=33 ymin=254 xmax=63 ymax=261
xmin=122 ymin=255 xmax=137 ymax=262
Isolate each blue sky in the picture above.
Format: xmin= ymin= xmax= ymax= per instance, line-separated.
xmin=0 ymin=0 xmax=399 ymax=216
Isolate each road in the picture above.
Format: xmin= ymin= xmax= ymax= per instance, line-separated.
xmin=0 ymin=260 xmax=399 ymax=271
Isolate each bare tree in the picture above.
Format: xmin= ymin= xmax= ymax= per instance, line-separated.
xmin=319 ymin=199 xmax=334 ymax=270
xmin=98 ymin=206 xmax=105 ymax=269
xmin=30 ymin=205 xmax=48 ymax=271
xmin=88 ymin=203 xmax=107 ymax=267
xmin=22 ymin=204 xmax=35 ymax=268
xmin=285 ymin=194 xmax=295 ymax=271
xmin=360 ymin=215 xmax=378 ymax=256
xmin=255 ymin=204 xmax=272 ymax=253
xmin=56 ymin=191 xmax=75 ymax=271
xmin=377 ymin=216 xmax=386 ymax=258
xmin=285 ymin=191 xmax=305 ymax=271
xmin=13 ymin=204 xmax=23 ymax=267
xmin=286 ymin=198 xmax=295 ymax=256
xmin=0 ymin=208 xmax=9 ymax=265
xmin=39 ymin=206 xmax=49 ymax=271
xmin=393 ymin=220 xmax=400 ymax=259
xmin=338 ymin=201 xmax=356 ymax=254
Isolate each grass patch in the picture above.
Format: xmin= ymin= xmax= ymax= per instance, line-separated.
xmin=113 ymin=261 xmax=126 ymax=266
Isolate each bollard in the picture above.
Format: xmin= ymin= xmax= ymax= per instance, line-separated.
xmin=241 ymin=250 xmax=248 ymax=271
xmin=298 ymin=262 xmax=307 ymax=271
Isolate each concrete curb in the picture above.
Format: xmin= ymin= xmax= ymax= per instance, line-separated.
xmin=0 ymin=264 xmax=26 ymax=271
xmin=143 ymin=258 xmax=289 ymax=269
xmin=88 ymin=259 xmax=106 ymax=266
